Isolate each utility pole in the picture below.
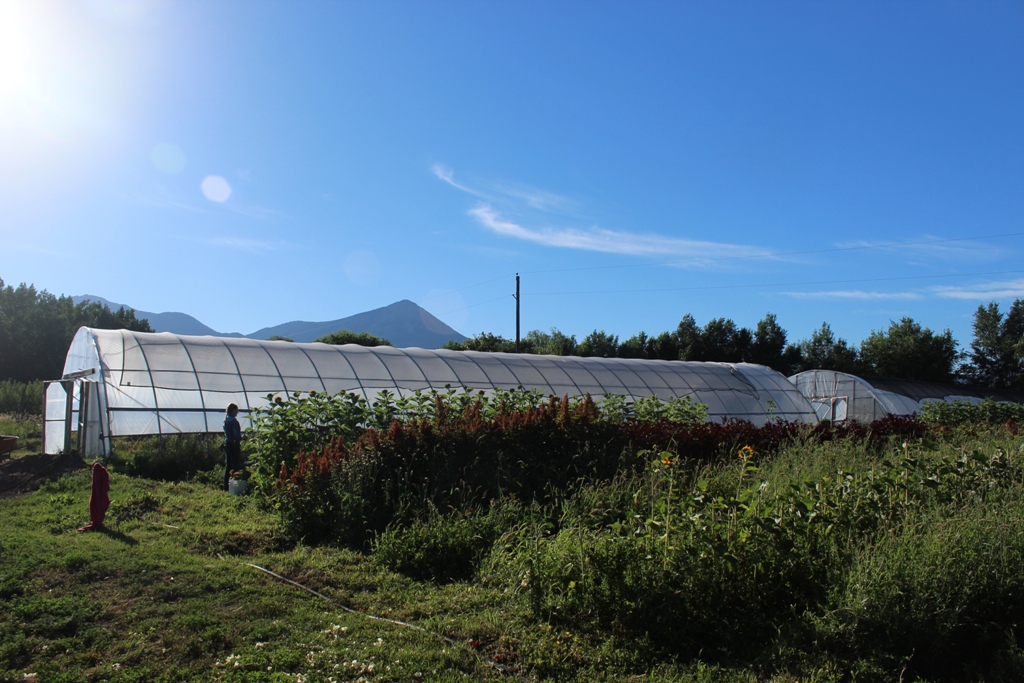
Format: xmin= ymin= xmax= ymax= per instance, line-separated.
xmin=515 ymin=273 xmax=521 ymax=353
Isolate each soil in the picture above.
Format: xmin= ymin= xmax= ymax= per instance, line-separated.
xmin=0 ymin=452 xmax=88 ymax=498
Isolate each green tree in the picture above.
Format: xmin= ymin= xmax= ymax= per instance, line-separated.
xmin=793 ymin=323 xmax=860 ymax=374
xmin=749 ymin=313 xmax=790 ymax=372
xmin=444 ymin=332 xmax=516 ymax=353
xmin=675 ymin=314 xmax=703 ymax=361
xmin=962 ymin=301 xmax=1024 ymax=389
xmin=699 ymin=317 xmax=752 ymax=363
xmin=859 ymin=317 xmax=960 ymax=383
xmin=618 ymin=331 xmax=650 ymax=359
xmin=673 ymin=315 xmax=756 ymax=363
xmin=267 ymin=335 xmax=294 ymax=342
xmin=577 ymin=330 xmax=619 ymax=358
xmin=522 ymin=328 xmax=577 ymax=356
xmin=315 ymin=329 xmax=391 ymax=347
xmin=648 ymin=331 xmax=679 ymax=361
xmin=0 ymin=279 xmax=152 ymax=382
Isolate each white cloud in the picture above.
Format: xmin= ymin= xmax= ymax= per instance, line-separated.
xmin=779 ymin=290 xmax=925 ymax=300
xmin=433 ymin=164 xmax=575 ymax=213
xmin=468 ymin=204 xmax=772 ymax=261
xmin=932 ymin=279 xmax=1024 ymax=300
xmin=494 ymin=183 xmax=576 ymax=212
xmin=431 ymin=164 xmax=488 ymax=199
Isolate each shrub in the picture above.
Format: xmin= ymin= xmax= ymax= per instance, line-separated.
xmin=247 ymin=390 xmax=370 ymax=488
xmin=820 ymin=502 xmax=1024 ymax=680
xmin=273 ymin=394 xmax=632 ymax=546
xmin=482 ymin=441 xmax=1024 ymax=669
xmin=920 ymin=397 xmax=1024 ymax=429
xmin=110 ymin=435 xmax=222 ymax=481
xmin=373 ymin=500 xmax=521 ymax=582
xmin=0 ymin=380 xmax=43 ymax=415
xmin=262 ymin=387 xmax=935 ymax=548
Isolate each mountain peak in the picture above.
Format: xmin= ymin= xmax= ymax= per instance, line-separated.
xmin=248 ymin=300 xmax=465 ymax=347
xmin=72 ymin=296 xmax=465 ymax=348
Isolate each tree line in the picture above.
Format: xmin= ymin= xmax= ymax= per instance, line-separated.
xmin=0 ymin=279 xmax=151 ymax=383
xmin=446 ymin=303 xmax=1024 ymax=390
xmin=3 ymin=275 xmax=1023 ymax=390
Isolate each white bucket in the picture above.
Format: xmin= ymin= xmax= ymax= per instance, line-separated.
xmin=228 ymin=478 xmax=247 ymax=496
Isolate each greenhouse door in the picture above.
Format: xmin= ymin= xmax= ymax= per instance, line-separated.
xmin=810 ymin=396 xmax=848 ymax=423
xmin=830 ymin=396 xmax=848 ymax=422
xmin=43 ymin=376 xmax=105 ymax=458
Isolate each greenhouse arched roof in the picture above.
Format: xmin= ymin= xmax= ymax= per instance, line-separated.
xmin=45 ymin=328 xmax=819 ymax=456
xmin=788 ymin=369 xmax=922 ymax=423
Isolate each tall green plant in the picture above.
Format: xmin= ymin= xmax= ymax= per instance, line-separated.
xmin=0 ymin=380 xmax=43 ymax=415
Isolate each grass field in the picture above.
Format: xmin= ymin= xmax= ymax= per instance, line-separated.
xmin=0 ymin=413 xmax=43 ymax=458
xmin=0 ymin=469 xmax=524 ymax=683
xmin=2 ymin=417 xmax=1024 ymax=682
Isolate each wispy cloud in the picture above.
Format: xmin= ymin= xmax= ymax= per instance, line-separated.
xmin=779 ymin=290 xmax=925 ymax=300
xmin=932 ymin=279 xmax=1024 ymax=300
xmin=835 ymin=235 xmax=1007 ymax=262
xmin=494 ymin=183 xmax=577 ymax=212
xmin=431 ymin=164 xmax=490 ymax=199
xmin=434 ymin=164 xmax=773 ymax=262
xmin=469 ymin=204 xmax=772 ymax=261
xmin=434 ymin=165 xmax=577 ymax=213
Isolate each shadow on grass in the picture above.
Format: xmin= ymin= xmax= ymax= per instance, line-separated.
xmin=96 ymin=526 xmax=138 ymax=546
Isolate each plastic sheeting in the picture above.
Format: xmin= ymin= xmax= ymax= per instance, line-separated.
xmin=47 ymin=327 xmax=820 ymax=455
xmin=788 ymin=370 xmax=922 ymax=423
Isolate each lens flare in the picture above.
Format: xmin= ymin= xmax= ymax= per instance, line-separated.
xmin=201 ymin=175 xmax=231 ymax=202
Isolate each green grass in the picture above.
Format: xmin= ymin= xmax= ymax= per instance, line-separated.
xmin=0 ymin=413 xmax=42 ymax=457
xmin=0 ymin=471 xmax=511 ymax=682
xmin=4 ymin=427 xmax=1024 ymax=682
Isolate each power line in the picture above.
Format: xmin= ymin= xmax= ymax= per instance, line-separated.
xmin=416 ymin=273 xmax=515 ymax=304
xmin=434 ymin=294 xmax=512 ymax=317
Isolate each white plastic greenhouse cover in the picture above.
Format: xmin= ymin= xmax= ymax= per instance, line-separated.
xmin=788 ymin=370 xmax=922 ymax=423
xmin=46 ymin=327 xmax=819 ymax=456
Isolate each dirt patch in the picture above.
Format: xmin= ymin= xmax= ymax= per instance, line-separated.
xmin=0 ymin=452 xmax=88 ymax=497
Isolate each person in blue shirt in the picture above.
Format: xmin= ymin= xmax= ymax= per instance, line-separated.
xmin=223 ymin=403 xmax=242 ymax=491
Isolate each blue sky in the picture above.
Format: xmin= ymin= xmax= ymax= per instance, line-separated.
xmin=2 ymin=1 xmax=1023 ymax=351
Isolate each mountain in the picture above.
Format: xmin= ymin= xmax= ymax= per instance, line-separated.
xmin=71 ymin=296 xmax=466 ymax=349
xmin=248 ymin=300 xmax=467 ymax=348
xmin=72 ymin=296 xmax=245 ymax=337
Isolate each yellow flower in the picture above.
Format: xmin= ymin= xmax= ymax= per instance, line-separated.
xmin=660 ymin=457 xmax=673 ymax=467
xmin=738 ymin=445 xmax=754 ymax=460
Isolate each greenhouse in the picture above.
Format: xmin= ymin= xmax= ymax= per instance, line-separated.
xmin=789 ymin=370 xmax=924 ymax=423
xmin=45 ymin=327 xmax=819 ymax=457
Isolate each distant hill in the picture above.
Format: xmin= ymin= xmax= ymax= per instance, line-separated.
xmin=71 ymin=296 xmax=466 ymax=349
xmin=72 ymin=296 xmax=246 ymax=337
xmin=248 ymin=300 xmax=467 ymax=348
